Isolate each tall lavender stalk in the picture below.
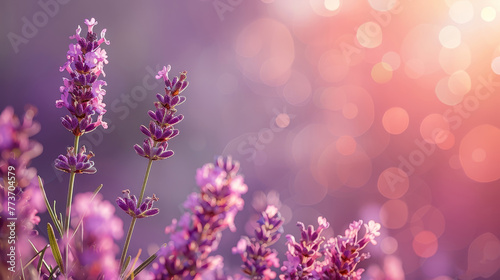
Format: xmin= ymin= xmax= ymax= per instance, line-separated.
xmin=151 ymin=156 xmax=248 ymax=279
xmin=54 ymin=17 xmax=109 ymax=273
xmin=233 ymin=205 xmax=284 ymax=280
xmin=116 ymin=65 xmax=188 ymax=276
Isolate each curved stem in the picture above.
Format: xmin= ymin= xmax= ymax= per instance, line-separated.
xmin=138 ymin=159 xmax=153 ymax=203
xmin=119 ymin=158 xmax=154 ymax=275
xmin=64 ymin=135 xmax=80 ymax=274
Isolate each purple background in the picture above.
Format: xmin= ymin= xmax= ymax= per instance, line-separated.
xmin=2 ymin=0 xmax=500 ymax=279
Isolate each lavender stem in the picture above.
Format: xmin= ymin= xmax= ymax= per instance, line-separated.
xmin=64 ymin=134 xmax=80 ymax=272
xmin=119 ymin=158 xmax=153 ymax=275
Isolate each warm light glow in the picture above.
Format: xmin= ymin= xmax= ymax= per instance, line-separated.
xmin=448 ymin=70 xmax=471 ymax=96
xmin=356 ymin=21 xmax=383 ymax=48
xmin=382 ymin=51 xmax=401 ymax=70
xmin=481 ymin=6 xmax=496 ymax=22
xmin=439 ymin=25 xmax=461 ymax=49
xmin=449 ymin=1 xmax=474 ymax=24
xmin=371 ymin=62 xmax=393 ymax=83
xmin=324 ymin=0 xmax=340 ymax=11
xmin=491 ymin=56 xmax=500 ymax=74
xmin=275 ymin=113 xmax=290 ymax=128
xmin=382 ymin=107 xmax=409 ymax=135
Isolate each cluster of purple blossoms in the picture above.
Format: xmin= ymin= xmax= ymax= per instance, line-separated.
xmin=56 ymin=18 xmax=109 ymax=137
xmin=0 ymin=107 xmax=45 ymax=277
xmin=55 ymin=18 xmax=109 ymax=173
xmin=116 ymin=189 xmax=160 ymax=219
xmin=280 ymin=218 xmax=380 ymax=280
xmin=151 ymin=156 xmax=248 ymax=279
xmin=233 ymin=205 xmax=284 ymax=280
xmin=67 ymin=192 xmax=124 ymax=279
xmin=134 ymin=65 xmax=188 ymax=161
xmin=54 ymin=146 xmax=96 ymax=174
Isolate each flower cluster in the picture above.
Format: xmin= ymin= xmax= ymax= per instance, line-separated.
xmin=233 ymin=205 xmax=284 ymax=280
xmin=0 ymin=107 xmax=45 ymax=277
xmin=134 ymin=65 xmax=188 ymax=161
xmin=54 ymin=146 xmax=96 ymax=174
xmin=317 ymin=220 xmax=381 ymax=279
xmin=151 ymin=156 xmax=248 ymax=279
xmin=68 ymin=192 xmax=124 ymax=279
xmin=116 ymin=189 xmax=159 ymax=218
xmin=280 ymin=218 xmax=380 ymax=280
xmin=56 ymin=18 xmax=109 ymax=136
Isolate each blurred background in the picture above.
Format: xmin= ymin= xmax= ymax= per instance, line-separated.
xmin=2 ymin=0 xmax=500 ymax=279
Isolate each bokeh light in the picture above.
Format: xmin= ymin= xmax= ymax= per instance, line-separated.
xmin=382 ymin=51 xmax=401 ymax=70
xmin=448 ymin=70 xmax=471 ymax=96
xmin=324 ymin=0 xmax=341 ymax=11
xmin=459 ymin=124 xmax=500 ymax=182
xmin=420 ymin=113 xmax=451 ymax=144
xmin=371 ymin=62 xmax=393 ymax=83
xmin=356 ymin=21 xmax=383 ymax=48
xmin=380 ymin=236 xmax=399 ymax=255
xmin=465 ymin=233 xmax=500 ymax=279
xmin=439 ymin=43 xmax=471 ymax=74
xmin=448 ymin=1 xmax=474 ymax=24
xmin=439 ymin=25 xmax=461 ymax=49
xmin=382 ymin=107 xmax=410 ymax=135
xmin=491 ymin=56 xmax=500 ymax=74
xmin=481 ymin=6 xmax=496 ymax=22
xmin=336 ymin=135 xmax=357 ymax=155
xmin=318 ymin=50 xmax=350 ymax=82
xmin=380 ymin=199 xmax=408 ymax=229
xmin=283 ymin=70 xmax=312 ymax=105
xmin=413 ymin=231 xmax=438 ymax=258
xmin=377 ymin=167 xmax=410 ymax=199
xmin=410 ymin=205 xmax=446 ymax=238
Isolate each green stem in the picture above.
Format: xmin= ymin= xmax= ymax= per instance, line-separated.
xmin=119 ymin=217 xmax=136 ymax=276
xmin=138 ymin=159 xmax=153 ymax=203
xmin=64 ymin=135 xmax=80 ymax=275
xmin=119 ymin=158 xmax=153 ymax=275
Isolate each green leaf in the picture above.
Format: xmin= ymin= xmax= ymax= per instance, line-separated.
xmin=23 ymin=243 xmax=48 ymax=271
xmin=38 ymin=176 xmax=64 ymax=237
xmin=29 ymin=240 xmax=52 ymax=274
xmin=127 ymin=244 xmax=166 ymax=280
xmin=121 ymin=255 xmax=131 ymax=275
xmin=47 ymin=223 xmax=65 ymax=275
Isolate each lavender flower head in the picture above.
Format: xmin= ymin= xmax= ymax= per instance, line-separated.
xmin=233 ymin=205 xmax=284 ymax=280
xmin=134 ymin=65 xmax=188 ymax=160
xmin=116 ymin=189 xmax=160 ymax=218
xmin=56 ymin=18 xmax=109 ymax=136
xmin=317 ymin=220 xmax=381 ymax=280
xmin=54 ymin=145 xmax=96 ymax=174
xmin=280 ymin=217 xmax=330 ymax=280
xmin=280 ymin=218 xmax=381 ymax=280
xmin=151 ymin=156 xmax=247 ymax=279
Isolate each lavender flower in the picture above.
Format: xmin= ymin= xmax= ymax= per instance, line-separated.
xmin=116 ymin=189 xmax=160 ymax=218
xmin=280 ymin=217 xmax=330 ymax=280
xmin=233 ymin=205 xmax=284 ymax=280
xmin=54 ymin=146 xmax=97 ymax=174
xmin=133 ymin=65 xmax=188 ymax=160
xmin=68 ymin=192 xmax=124 ymax=279
xmin=0 ymin=106 xmax=45 ymax=277
xmin=280 ymin=218 xmax=381 ymax=280
xmin=317 ymin=220 xmax=381 ymax=280
xmin=56 ymin=18 xmax=109 ymax=136
xmin=151 ymin=156 xmax=248 ymax=279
